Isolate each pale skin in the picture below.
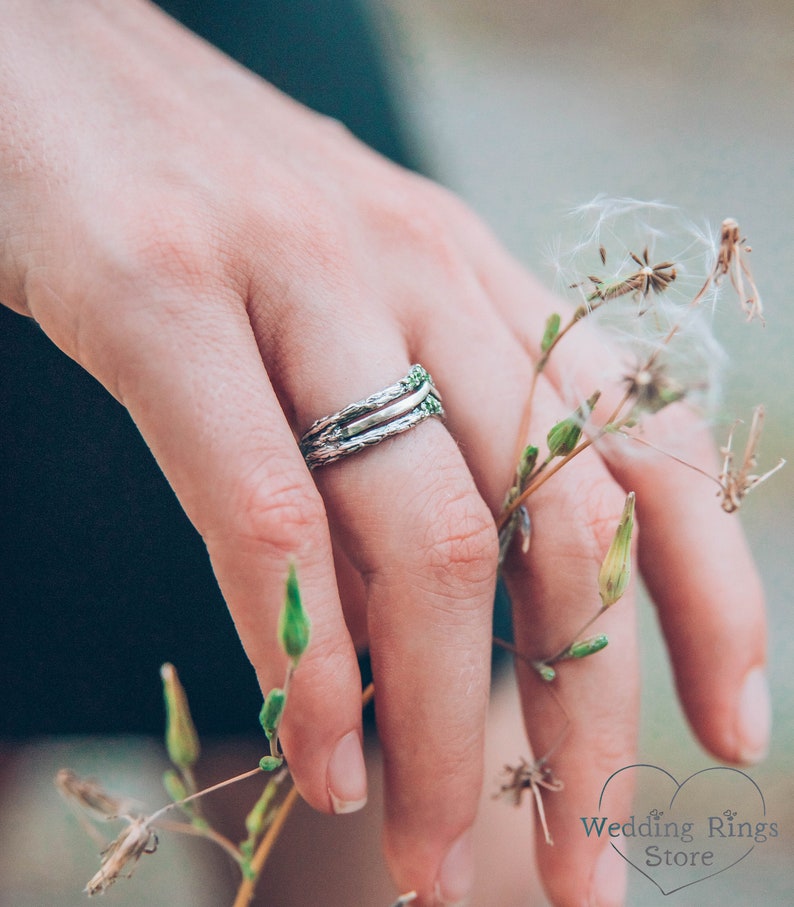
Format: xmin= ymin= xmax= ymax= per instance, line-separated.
xmin=0 ymin=2 xmax=769 ymax=905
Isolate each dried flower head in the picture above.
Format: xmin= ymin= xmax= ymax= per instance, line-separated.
xmin=711 ymin=218 xmax=763 ymax=323
xmin=56 ymin=768 xmax=158 ymax=895
xmin=85 ymin=818 xmax=158 ymax=896
xmin=498 ymin=496 xmax=531 ymax=565
xmin=718 ymin=405 xmax=785 ymax=512
xmin=588 ymin=247 xmax=677 ymax=307
xmin=55 ymin=769 xmax=133 ymax=821
xmin=623 ymin=359 xmax=687 ymax=417
xmin=495 ymin=757 xmax=564 ymax=845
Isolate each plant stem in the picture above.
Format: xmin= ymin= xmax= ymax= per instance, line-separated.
xmin=511 ymin=299 xmax=606 ymax=473
xmin=500 ymin=389 xmax=644 ymax=531
xmin=270 ymin=664 xmax=295 ymax=760
xmin=546 ymin=607 xmax=607 ymax=664
xmin=492 ymin=636 xmax=534 ymax=665
xmin=154 ymin=818 xmax=244 ymax=865
xmin=512 ymin=367 xmax=541 ymax=470
xmin=231 ymin=784 xmax=300 ymax=907
xmin=504 ymin=259 xmax=716 ymax=531
xmin=229 ymin=682 xmax=376 ymax=907
xmin=149 ymin=767 xmax=263 ymax=824
xmin=498 ymin=436 xmax=595 ymax=529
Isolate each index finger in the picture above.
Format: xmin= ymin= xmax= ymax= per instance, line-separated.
xmin=31 ymin=275 xmax=370 ymax=816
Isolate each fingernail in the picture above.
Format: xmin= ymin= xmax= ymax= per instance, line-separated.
xmin=327 ymin=730 xmax=367 ymax=814
xmin=736 ymin=667 xmax=771 ymax=764
xmin=590 ymin=836 xmax=627 ymax=907
xmin=434 ymin=828 xmax=474 ymax=906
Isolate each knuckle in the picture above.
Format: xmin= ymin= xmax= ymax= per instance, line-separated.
xmin=365 ymin=178 xmax=475 ymax=279
xmin=124 ymin=201 xmax=224 ymax=291
xmin=297 ymin=199 xmax=353 ymax=280
xmin=221 ymin=467 xmax=327 ymax=557
xmin=416 ymin=482 xmax=499 ymax=593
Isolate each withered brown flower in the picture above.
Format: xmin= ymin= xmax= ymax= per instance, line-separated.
xmin=85 ymin=818 xmax=158 ymax=896
xmin=55 ymin=769 xmax=132 ymax=821
xmin=712 ymin=218 xmax=763 ymax=323
xmin=718 ymin=405 xmax=785 ymax=512
xmin=495 ymin=757 xmax=564 ymax=845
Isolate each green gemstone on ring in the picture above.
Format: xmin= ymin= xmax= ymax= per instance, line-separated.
xmin=403 ymin=364 xmax=431 ymax=390
xmin=420 ymin=395 xmax=443 ymax=416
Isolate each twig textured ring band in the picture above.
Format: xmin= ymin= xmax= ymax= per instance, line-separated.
xmin=299 ymin=364 xmax=445 ymax=469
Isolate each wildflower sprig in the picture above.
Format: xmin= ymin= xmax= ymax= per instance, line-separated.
xmin=260 ymin=560 xmax=312 ymax=769
xmin=500 ymin=210 xmax=779 ymax=554
xmin=503 ymin=491 xmax=635 ymax=684
xmin=496 ymin=202 xmax=782 ymax=847
xmin=499 ymin=392 xmax=602 ymax=560
xmin=56 ymin=564 xmax=319 ymax=905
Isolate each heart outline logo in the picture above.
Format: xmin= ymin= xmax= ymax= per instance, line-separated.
xmin=597 ymin=764 xmax=767 ymax=895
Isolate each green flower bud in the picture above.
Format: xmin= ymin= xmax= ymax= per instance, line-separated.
xmin=566 ymin=633 xmax=609 ymax=659
xmin=162 ymin=768 xmax=188 ymax=804
xmin=278 ymin=562 xmax=311 ymax=664
xmin=160 ymin=663 xmax=200 ymax=771
xmin=259 ymin=687 xmax=286 ymax=742
xmin=259 ymin=755 xmax=284 ymax=772
xmin=517 ymin=445 xmax=539 ymax=486
xmin=244 ymin=778 xmax=279 ymax=839
xmin=598 ymin=492 xmax=635 ymax=608
xmin=541 ymin=313 xmax=562 ymax=352
xmin=546 ymin=391 xmax=601 ymax=458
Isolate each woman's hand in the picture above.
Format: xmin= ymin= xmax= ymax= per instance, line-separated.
xmin=0 ymin=3 xmax=768 ymax=904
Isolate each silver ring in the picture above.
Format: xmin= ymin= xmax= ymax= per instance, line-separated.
xmin=299 ymin=364 xmax=445 ymax=469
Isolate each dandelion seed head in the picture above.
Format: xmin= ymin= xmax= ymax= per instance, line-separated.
xmin=552 ymin=196 xmax=714 ymax=301
xmin=548 ymin=198 xmax=727 ymax=419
